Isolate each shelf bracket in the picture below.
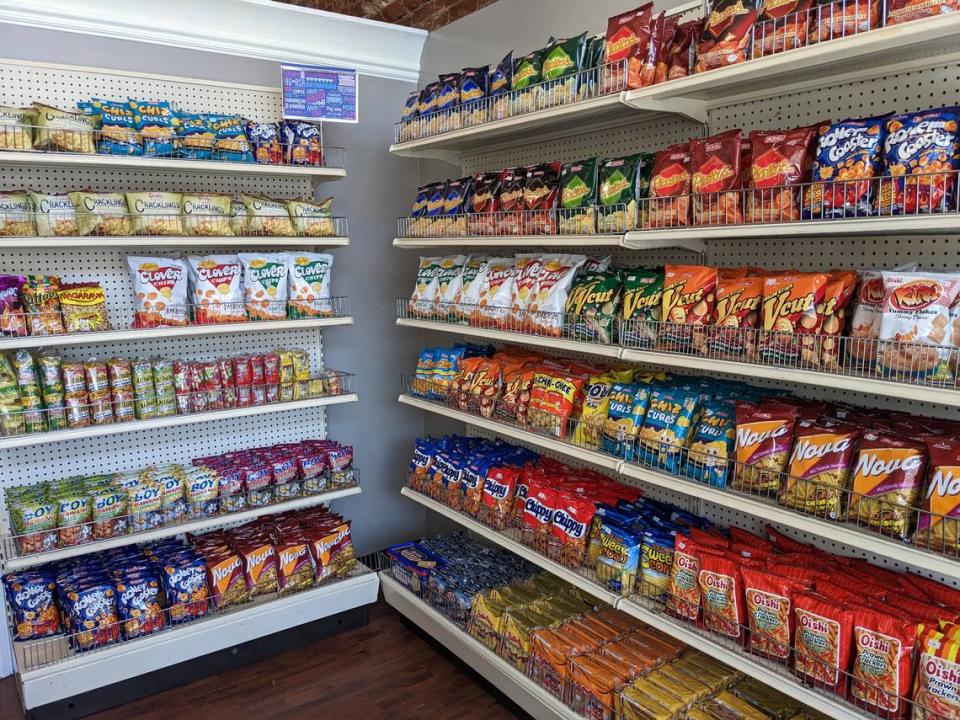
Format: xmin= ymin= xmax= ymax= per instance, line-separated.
xmin=618 ymin=93 xmax=708 ymax=125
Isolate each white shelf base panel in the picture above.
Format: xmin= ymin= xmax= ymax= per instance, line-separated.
xmin=379 ymin=573 xmax=580 ymax=720
xmin=393 ymin=235 xmax=624 ymax=249
xmin=4 ymin=485 xmax=362 ymax=571
xmin=0 ymin=237 xmax=350 ymax=249
xmin=17 ymin=568 xmax=379 ymax=710
xmin=0 ymin=317 xmax=353 ymax=351
xmin=0 ymin=394 xmax=358 ymax=451
xmin=402 ymin=397 xmax=960 ymax=581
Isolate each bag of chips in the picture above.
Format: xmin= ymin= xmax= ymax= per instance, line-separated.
xmin=455 ymin=256 xmax=488 ymax=324
xmin=69 ymin=191 xmax=130 ymax=236
xmin=32 ymin=103 xmax=95 ymax=153
xmin=740 ymin=567 xmax=807 ymax=661
xmin=410 ymin=256 xmax=443 ymax=318
xmin=437 ymin=72 xmax=461 ymax=132
xmin=814 ymin=270 xmax=859 ymax=369
xmin=849 ymin=607 xmax=918 ymax=718
xmin=287 ymin=197 xmax=335 ymax=237
xmin=0 ymin=106 xmax=35 ymax=150
xmin=698 ymin=552 xmax=745 ymax=641
xmin=660 ymin=264 xmax=718 ymax=352
xmin=245 ymin=121 xmax=282 ymax=164
xmin=759 ymin=272 xmax=829 ymax=365
xmin=559 ymin=158 xmax=598 ymax=235
xmin=181 ymin=192 xmax=233 ymax=237
xmin=709 ymin=274 xmax=763 ymax=360
xmin=815 ymin=0 xmax=879 ymax=41
xmin=779 ymin=422 xmax=856 ymax=519
xmin=754 ymin=0 xmax=814 ymax=57
xmin=565 ymin=270 xmax=622 ymax=344
xmin=132 ymin=100 xmax=176 ymax=156
xmin=128 ymin=256 xmax=189 ymax=328
xmin=747 ymin=125 xmax=817 ymax=223
xmin=793 ymin=591 xmax=854 ymax=695
xmin=287 ymin=253 xmax=334 ymax=319
xmin=695 ymin=0 xmax=758 ymax=73
xmin=58 ymin=282 xmax=109 ymax=333
xmin=479 ymin=257 xmax=517 ymax=329
xmin=619 ymin=268 xmax=663 ymax=348
xmin=598 ymin=153 xmax=653 ymax=232
xmin=636 ymin=387 xmax=699 ymax=473
xmin=281 ymin=120 xmax=323 ymax=166
xmin=489 ymin=52 xmax=513 ymax=121
xmin=27 ymin=191 xmax=76 ymax=237
xmin=887 ymin=0 xmax=959 ymax=22
xmin=241 ymin=194 xmax=295 ymax=237
xmin=732 ymin=401 xmax=799 ymax=494
xmin=528 ymin=253 xmax=585 ymax=337
xmin=208 ymin=114 xmax=253 ymax=162
xmin=21 ymin=274 xmax=65 ymax=336
xmin=603 ymin=4 xmax=660 ymax=92
xmin=691 ymin=129 xmax=743 ymax=226
xmin=523 ymin=162 xmax=562 ymax=235
xmin=0 ymin=191 xmax=35 ymax=237
xmin=647 ymin=143 xmax=692 ymax=228
xmin=686 ymin=401 xmax=736 ymax=487
xmin=0 ymin=274 xmax=26 ymax=337
xmin=176 ymin=113 xmax=215 ymax=160
xmin=511 ymin=49 xmax=544 ymax=116
xmin=187 ymin=255 xmax=245 ymax=324
xmin=237 ymin=253 xmax=290 ymax=322
xmin=602 ymin=383 xmax=649 ymax=460
xmin=92 ymin=98 xmax=141 ymax=155
xmin=459 ymin=65 xmax=489 ymax=128
xmin=914 ymin=438 xmax=960 ymax=554
xmin=126 ymin=191 xmax=184 ymax=236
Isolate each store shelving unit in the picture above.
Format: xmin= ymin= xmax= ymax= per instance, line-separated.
xmin=0 ymin=236 xmax=351 ymax=250
xmin=392 ymin=234 xmax=624 ymax=249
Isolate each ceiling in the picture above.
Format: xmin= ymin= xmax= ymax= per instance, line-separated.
xmin=280 ymin=0 xmax=499 ymax=30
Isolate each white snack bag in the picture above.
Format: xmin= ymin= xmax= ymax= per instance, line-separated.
xmin=530 ymin=253 xmax=586 ymax=336
xmin=409 ymin=256 xmax=443 ymax=318
xmin=127 ymin=256 xmax=189 ymax=327
xmin=435 ymin=255 xmax=469 ymax=318
xmin=455 ymin=256 xmax=488 ymax=324
xmin=187 ymin=255 xmax=245 ymax=324
xmin=287 ymin=253 xmax=334 ymax=318
xmin=479 ymin=257 xmax=517 ymax=328
xmin=28 ymin=191 xmax=76 ymax=237
xmin=512 ymin=254 xmax=544 ymax=330
xmin=237 ymin=253 xmax=290 ymax=321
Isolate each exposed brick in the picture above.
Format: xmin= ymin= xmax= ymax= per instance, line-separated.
xmin=280 ymin=0 xmax=496 ymax=29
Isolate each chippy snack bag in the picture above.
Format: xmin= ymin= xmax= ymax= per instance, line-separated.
xmin=779 ymin=422 xmax=857 ymax=520
xmin=647 ymin=143 xmax=692 ymax=228
xmin=685 ymin=400 xmax=735 ymax=487
xmin=691 ymin=129 xmax=743 ymax=226
xmin=660 ymin=264 xmax=718 ymax=352
xmin=732 ymin=401 xmax=799 ymax=494
xmin=187 ymin=255 xmax=244 ymax=324
xmin=127 ymin=256 xmax=189 ymax=328
xmin=846 ymin=431 xmax=926 ymax=540
xmin=636 ymin=387 xmax=699 ymax=473
xmin=286 ymin=253 xmax=333 ymax=319
xmin=182 ymin=192 xmax=233 ymax=237
xmin=758 ymin=272 xmax=828 ymax=365
xmin=237 ymin=253 xmax=290 ymax=322
xmin=914 ymin=438 xmax=960 ymax=554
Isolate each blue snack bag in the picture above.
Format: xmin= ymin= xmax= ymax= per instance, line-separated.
xmin=176 ymin=112 xmax=214 ymax=159
xmin=131 ymin=99 xmax=176 ymax=157
xmin=206 ymin=114 xmax=253 ymax=162
xmin=93 ymin=99 xmax=141 ymax=155
xmin=635 ymin=387 xmax=700 ymax=473
xmin=601 ymin=383 xmax=650 ymax=460
xmin=640 ymin=528 xmax=676 ymax=599
xmin=685 ymin=401 xmax=735 ymax=487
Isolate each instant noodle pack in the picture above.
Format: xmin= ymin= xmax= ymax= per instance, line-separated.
xmin=0 ymin=99 xmax=326 ymax=165
xmin=6 ymin=438 xmax=355 ymax=556
xmin=0 ymin=347 xmax=344 ymax=438
xmin=3 ymin=505 xmax=356 ymax=649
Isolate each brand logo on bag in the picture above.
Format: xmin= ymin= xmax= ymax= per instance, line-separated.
xmin=137 ymin=263 xmax=183 ymax=290
xmin=854 ymin=451 xmax=922 ymax=477
xmin=524 ymin=496 xmax=553 ymax=524
xmin=197 ymin=262 xmax=241 ymax=283
xmin=483 ymin=476 xmax=511 ymax=500
xmin=552 ymin=508 xmax=585 ymax=538
xmin=790 ymin=436 xmax=852 ymax=463
xmin=890 ymin=279 xmax=942 ymax=311
xmin=927 ymin=467 xmax=960 ymax=499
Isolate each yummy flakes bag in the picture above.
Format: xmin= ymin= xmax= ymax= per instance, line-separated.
xmin=287 ymin=253 xmax=333 ymax=319
xmin=237 ymin=253 xmax=290 ymax=322
xmin=128 ymin=256 xmax=189 ymax=328
xmin=187 ymin=255 xmax=245 ymax=324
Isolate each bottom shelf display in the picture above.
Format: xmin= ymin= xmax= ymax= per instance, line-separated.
xmin=379 ymin=533 xmax=837 ymax=720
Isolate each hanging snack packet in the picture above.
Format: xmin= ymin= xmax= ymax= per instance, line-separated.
xmin=27 ymin=191 xmax=76 ymax=237
xmin=559 ymin=158 xmax=598 ymax=235
xmin=733 ymin=401 xmax=799 ymax=494
xmin=754 ymin=0 xmax=814 ymax=56
xmin=459 ymin=65 xmax=489 ymax=128
xmin=128 ymin=256 xmax=188 ymax=327
xmin=32 ymin=103 xmax=95 ymax=153
xmin=287 ymin=253 xmax=334 ymax=318
xmin=93 ymin=98 xmax=140 ymax=155
xmin=511 ymin=49 xmax=544 ymax=116
xmin=287 ymin=197 xmax=335 ymax=237
xmin=207 ymin=114 xmax=253 ymax=162
xmin=0 ymin=191 xmax=34 ymax=236
xmin=69 ymin=191 xmax=130 ymax=236
xmin=0 ymin=106 xmax=36 ymax=150
xmin=528 ymin=253 xmax=585 ymax=337
xmin=619 ymin=268 xmax=663 ymax=348
xmin=879 ymin=108 xmax=960 ymax=215
xmin=437 ymin=72 xmax=461 ymax=132
xmin=660 ymin=264 xmax=718 ymax=352
xmin=759 ymin=272 xmax=829 ymax=365
xmin=636 ymin=387 xmax=699 ymax=472
xmin=58 ymin=283 xmax=109 ymax=333
xmin=696 ymin=0 xmax=758 ymax=72
xmin=241 ymin=194 xmax=295 ymax=237
xmin=691 ymin=129 xmax=743 ymax=226
xmin=565 ymin=270 xmax=622 ymax=344
xmin=237 ymin=253 xmax=290 ymax=321
xmin=846 ymin=431 xmax=925 ymax=539
xmin=849 ymin=608 xmax=918 ymax=718
xmin=802 ymin=116 xmax=888 ymax=219
xmin=21 ymin=275 xmax=65 ymax=336
xmin=131 ymin=100 xmax=176 ymax=156
xmin=779 ymin=423 xmax=856 ymax=519
xmin=686 ymin=401 xmax=736 ymax=487
xmin=126 ymin=191 xmax=184 ymax=236
xmin=187 ymin=255 xmax=245 ymax=324
xmin=176 ymin=113 xmax=214 ymax=160
xmin=245 ymin=120 xmax=282 ymax=164
xmin=915 ymin=438 xmax=960 ymax=554
xmin=647 ymin=143 xmax=692 ymax=228
xmin=181 ymin=192 xmax=233 ymax=237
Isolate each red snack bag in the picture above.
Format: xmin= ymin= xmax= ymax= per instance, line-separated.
xmin=667 ymin=534 xmax=719 ymax=623
xmin=275 ymin=540 xmax=314 ymax=594
xmin=914 ymin=439 xmax=960 ymax=554
xmin=691 ymin=130 xmax=743 ymax=226
xmin=815 ymin=270 xmax=859 ymax=370
xmin=727 ymin=526 xmax=772 ymax=549
xmin=467 ymin=171 xmax=501 ymax=236
xmin=779 ymin=422 xmax=857 ymax=520
xmin=815 ymin=0 xmax=879 ymax=41
xmin=850 ymin=608 xmax=918 ymax=719
xmin=656 ymin=19 xmax=699 ymax=83
xmin=741 ymin=566 xmax=809 ymax=661
xmin=527 ymin=371 xmax=584 ymax=440
xmin=732 ymin=400 xmax=800 ymax=494
xmin=522 ymin=481 xmax=557 ymax=554
xmin=887 ymin=0 xmax=959 ymax=24
xmin=660 ymin=264 xmax=719 ymax=351
xmin=522 ymin=162 xmax=562 ymax=235
xmin=478 ymin=467 xmax=518 ymax=530
xmin=646 ymin=143 xmax=692 ymax=228
xmin=759 ymin=272 xmax=829 ymax=365
xmin=698 ymin=551 xmax=745 ymax=641
xmin=547 ymin=491 xmax=595 ymax=568
xmin=497 ymin=168 xmax=525 ymax=236
xmin=603 ymin=3 xmax=660 ymax=91
xmin=695 ymin=0 xmax=758 ymax=73
xmin=754 ymin=0 xmax=814 ymax=57
xmin=204 ymin=552 xmax=247 ymax=608
xmin=747 ymin=126 xmax=817 ymax=223
xmin=902 ymin=572 xmax=960 ymax=610
xmin=764 ymin=524 xmax=816 ymax=553
xmin=262 ymin=353 xmax=280 ymax=384
xmin=793 ymin=591 xmax=855 ymax=695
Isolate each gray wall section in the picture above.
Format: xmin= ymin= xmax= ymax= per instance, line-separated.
xmin=0 ymin=26 xmax=428 ymax=555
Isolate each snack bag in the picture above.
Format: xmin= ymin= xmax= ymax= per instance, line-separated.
xmin=876 ymin=271 xmax=960 ymax=382
xmin=913 ymin=438 xmax=960 ymax=553
xmin=434 ymin=254 xmax=467 ymax=319
xmin=4 ymin=572 xmax=60 ymax=640
xmin=455 ymin=256 xmax=488 ymax=323
xmin=597 ymin=154 xmax=651 ymax=232
xmin=816 ymin=0 xmax=879 ymax=40
xmin=126 ymin=191 xmax=184 ymax=236
xmin=657 ymin=19 xmax=700 ymax=82
xmin=754 ymin=0 xmax=814 ymax=56
xmin=497 ymin=168 xmax=525 ymax=236
xmin=281 ymin=120 xmax=323 ymax=166
xmin=666 ymin=535 xmax=708 ymax=622
xmin=32 ymin=103 xmax=95 ymax=153
xmin=847 ymin=270 xmax=886 ymax=369
xmin=208 ymin=114 xmax=253 ymax=162
xmin=131 ymin=100 xmax=176 ymax=156
xmin=241 ymin=194 xmax=295 ymax=237
xmin=59 ymin=283 xmax=109 ymax=333
xmin=619 ymin=268 xmax=663 ymax=348
xmin=747 ymin=126 xmax=817 ymax=223
xmin=758 ymin=272 xmax=829 ymax=365
xmin=478 ymin=467 xmax=518 ymax=530
xmin=732 ymin=401 xmax=799 ymax=494
xmin=467 ymin=172 xmax=500 ymax=236
xmin=602 ymin=383 xmax=649 ymax=460
xmin=527 ymin=371 xmax=584 ymax=440
xmin=0 ymin=275 xmax=26 ymax=337
xmin=459 ymin=65 xmax=489 ymax=128
xmin=488 ymin=52 xmax=513 ymax=121
xmin=523 ymin=162 xmax=562 ymax=235
xmin=695 ymin=0 xmax=758 ymax=72
xmin=574 ymin=372 xmax=614 ymax=448
xmin=479 ymin=257 xmax=517 ymax=329
xmin=21 ymin=275 xmax=65 ymax=336
xmin=528 ymin=253 xmax=586 ymax=337
xmin=177 ymin=113 xmax=215 ymax=160
xmin=0 ymin=106 xmax=36 ymax=150
xmin=685 ymin=401 xmax=735 ymax=487
xmin=230 ymin=196 xmax=248 ymax=235
xmin=409 ymin=256 xmax=442 ymax=318
xmin=846 ymin=431 xmax=926 ymax=539
xmin=879 ymin=108 xmax=960 ymax=215
xmin=596 ymin=521 xmax=642 ymax=596
xmin=128 ymin=256 xmax=189 ymax=328
xmin=603 ymin=4 xmax=660 ymax=91
xmin=779 ymin=423 xmax=856 ymax=519
xmin=815 ymin=270 xmax=859 ymax=369
xmin=660 ymin=264 xmax=718 ymax=351
xmin=68 ymin=191 xmax=130 ymax=236
xmin=541 ymin=33 xmax=586 ymax=104
xmin=93 ymin=98 xmax=141 ymax=155
xmin=287 ymin=197 xmax=336 ymax=237
xmin=647 ymin=143 xmax=692 ymax=228
xmin=245 ymin=121 xmax=282 ymax=164
xmin=914 ymin=627 xmax=960 ymax=720
xmin=181 ymin=192 xmax=233 ymax=237
xmin=549 ymin=492 xmax=595 ymax=567
xmin=187 ymin=255 xmax=245 ymax=324
xmin=793 ymin=591 xmax=854 ymax=695
xmin=559 ymin=158 xmax=598 ymax=235
xmin=802 ymin=116 xmax=888 ymax=219
xmin=27 ymin=191 xmax=76 ymax=237
xmin=237 ymin=253 xmax=290 ymax=322
xmin=887 ymin=0 xmax=959 ymax=23
xmin=440 ymin=177 xmax=471 ymax=237
xmin=849 ymin=608 xmax=917 ymax=719
xmin=741 ymin=567 xmax=808 ymax=661
xmin=286 ymin=253 xmax=334 ymax=319
xmin=698 ymin=552 xmax=744 ymax=641
xmin=635 ymin=387 xmax=699 ymax=473
xmin=709 ymin=275 xmax=763 ymax=360
xmin=565 ymin=270 xmax=622 ymax=344
xmin=511 ymin=49 xmax=544 ymax=116
xmin=691 ymin=129 xmax=743 ymax=226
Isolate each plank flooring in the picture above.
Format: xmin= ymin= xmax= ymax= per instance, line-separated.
xmin=0 ymin=602 xmax=525 ymax=720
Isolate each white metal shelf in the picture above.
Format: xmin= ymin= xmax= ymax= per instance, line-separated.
xmin=0 ymin=237 xmax=350 ymax=249
xmin=398 ymin=394 xmax=619 ymax=470
xmin=3 ymin=485 xmax=362 ymax=571
xmin=379 ymin=572 xmax=581 ymax=720
xmin=0 ymin=393 xmax=358 ymax=451
xmin=0 ymin=150 xmax=346 ymax=179
xmin=0 ymin=317 xmax=353 ymax=351
xmin=393 ymin=235 xmax=624 ymax=249
xmin=17 ymin=567 xmax=379 ymax=709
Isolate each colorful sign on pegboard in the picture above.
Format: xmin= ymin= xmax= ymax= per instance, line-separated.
xmin=281 ymin=64 xmax=358 ymax=123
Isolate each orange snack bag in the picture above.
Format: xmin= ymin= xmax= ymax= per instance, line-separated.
xmin=646 ymin=143 xmax=692 ymax=228
xmin=708 ymin=275 xmax=763 ymax=360
xmin=759 ymin=272 xmax=828 ymax=365
xmin=660 ymin=264 xmax=718 ymax=352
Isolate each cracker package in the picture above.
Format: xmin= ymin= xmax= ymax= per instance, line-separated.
xmin=709 ymin=275 xmax=763 ymax=360
xmin=636 ymin=387 xmax=699 ymax=473
xmin=779 ymin=423 xmax=856 ymax=519
xmin=647 ymin=143 xmax=692 ymax=228
xmin=698 ymin=552 xmax=745 ymax=641
xmin=619 ymin=268 xmax=663 ymax=348
xmin=0 ymin=191 xmax=34 ymax=237
xmin=241 ymin=194 xmax=295 ymax=237
xmin=287 ymin=197 xmax=335 ymax=237
xmin=128 ymin=256 xmax=189 ymax=328
xmin=747 ymin=126 xmax=817 ymax=223
xmin=69 ymin=191 xmax=130 ymax=236
xmin=802 ymin=116 xmax=888 ymax=219
xmin=686 ymin=400 xmax=735 ymax=487
xmin=849 ymin=608 xmax=917 ymax=719
xmin=914 ymin=626 xmax=960 ymax=720
xmin=758 ymin=272 xmax=828 ymax=365
xmin=181 ymin=192 xmax=233 ymax=237
xmin=565 ymin=270 xmax=622 ymax=344
xmin=876 ymin=271 xmax=960 ymax=383
xmin=0 ymin=106 xmax=35 ymax=150
xmin=691 ymin=129 xmax=743 ymax=226
xmin=126 ymin=191 xmax=184 ymax=236
xmin=914 ymin=438 xmax=960 ymax=553
xmin=603 ymin=3 xmax=662 ymax=91
xmin=237 ymin=253 xmax=290 ymax=322
xmin=187 ymin=255 xmax=245 ymax=324
xmin=695 ymin=0 xmax=758 ymax=72
xmin=846 ymin=431 xmax=926 ymax=539
xmin=660 ymin=264 xmax=718 ymax=351
xmin=793 ymin=591 xmax=854 ymax=695
xmin=559 ymin=158 xmax=598 ymax=235
xmin=27 ymin=191 xmax=76 ymax=237
xmin=732 ymin=401 xmax=799 ymax=494
xmin=32 ymin=103 xmax=95 ymax=153
xmin=741 ymin=567 xmax=808 ymax=661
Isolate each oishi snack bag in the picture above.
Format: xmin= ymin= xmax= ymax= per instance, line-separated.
xmin=241 ymin=194 xmax=295 ymax=237
xmin=741 ymin=567 xmax=809 ymax=661
xmin=647 ymin=143 xmax=692 ymax=228
xmin=848 ymin=269 xmax=886 ymax=368
xmin=128 ymin=256 xmax=189 ymax=328
xmin=27 ymin=191 xmax=76 ymax=237
xmin=849 ymin=608 xmax=917 ymax=719
xmin=511 ymin=49 xmax=544 ymax=116
xmin=698 ymin=551 xmax=745 ymax=641
xmin=467 ymin=172 xmax=500 ymax=235
xmin=237 ymin=253 xmax=290 ymax=322
xmin=565 ymin=270 xmax=622 ymax=344
xmin=914 ymin=438 xmax=960 ymax=554
xmin=530 ymin=254 xmax=586 ymax=337
xmin=709 ymin=275 xmax=763 ymax=360
xmin=187 ymin=255 xmax=245 ymax=324
xmin=619 ymin=268 xmax=663 ymax=349
xmin=747 ymin=126 xmax=817 ymax=223
xmin=759 ymin=272 xmax=828 ymax=365
xmin=287 ymin=253 xmax=334 ymax=319
xmin=455 ymin=256 xmax=488 ymax=323
xmin=691 ymin=129 xmax=743 ymax=226
xmin=181 ymin=192 xmax=233 ymax=237
xmin=126 ymin=191 xmax=184 ymax=236
xmin=733 ymin=401 xmax=800 ymax=494
xmin=433 ymin=254 xmax=467 ymax=320
xmin=793 ymin=591 xmax=855 ymax=695
xmin=69 ymin=191 xmax=130 ymax=236
xmin=816 ymin=0 xmax=879 ymax=40
xmin=32 ymin=103 xmax=95 ymax=153
xmin=459 ymin=65 xmax=489 ymax=128
xmin=695 ymin=0 xmax=758 ymax=72
xmin=660 ymin=264 xmax=718 ymax=351
xmin=686 ymin=401 xmax=736 ymax=487
xmin=540 ymin=33 xmax=587 ymax=105
xmin=846 ymin=431 xmax=926 ymax=539
xmin=779 ymin=422 xmax=857 ymax=519
xmin=635 ymin=387 xmax=699 ymax=473
xmin=559 ymin=158 xmax=598 ymax=235
xmin=511 ymin=254 xmax=543 ymax=330
xmin=597 ymin=154 xmax=651 ymax=233
xmin=657 ymin=19 xmax=700 ymax=82
xmin=754 ymin=0 xmax=814 ymax=56
xmin=887 ymin=0 xmax=959 ymax=23
xmin=132 ymin=99 xmax=177 ymax=156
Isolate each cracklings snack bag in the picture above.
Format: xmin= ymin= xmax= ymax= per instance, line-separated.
xmin=237 ymin=253 xmax=290 ymax=322
xmin=691 ymin=129 xmax=743 ymax=226
xmin=647 ymin=143 xmax=692 ymax=228
xmin=741 ymin=567 xmax=808 ymax=661
xmin=128 ymin=256 xmax=189 ymax=328
xmin=733 ymin=401 xmax=799 ymax=494
xmin=187 ymin=255 xmax=245 ymax=324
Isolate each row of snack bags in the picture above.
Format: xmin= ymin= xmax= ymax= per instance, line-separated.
xmin=3 ymin=505 xmax=356 ymax=649
xmin=0 ymin=101 xmax=324 ymax=165
xmin=0 ymin=347 xmax=335 ymax=437
xmin=0 ymin=190 xmax=336 ymax=238
xmin=400 ymin=0 xmax=948 ymax=138
xmin=0 ymin=274 xmax=108 ymax=337
xmin=406 ymin=156 xmax=651 ymax=237
xmin=409 ymin=344 xmax=960 ymax=551
xmin=127 ymin=252 xmax=334 ymax=328
xmin=6 ymin=437 xmax=354 ymax=556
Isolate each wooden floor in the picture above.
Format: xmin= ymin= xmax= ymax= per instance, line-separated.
xmin=0 ymin=602 xmax=524 ymax=720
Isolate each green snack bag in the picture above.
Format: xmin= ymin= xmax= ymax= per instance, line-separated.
xmin=511 ymin=49 xmax=544 ymax=115
xmin=619 ymin=268 xmax=664 ymax=348
xmin=8 ymin=489 xmax=57 ymax=554
xmin=565 ymin=270 xmax=622 ymax=344
xmin=598 ymin=155 xmax=640 ymax=233
xmin=559 ymin=158 xmax=599 ymax=235
xmin=541 ymin=33 xmax=586 ymax=103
